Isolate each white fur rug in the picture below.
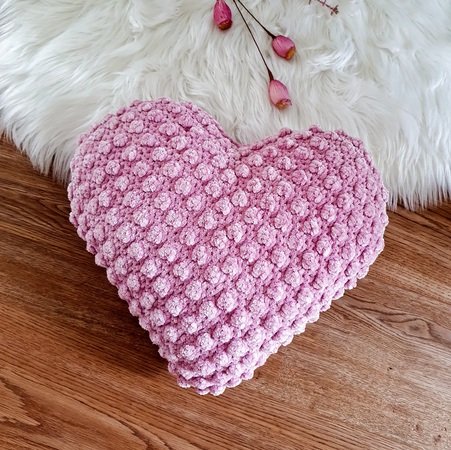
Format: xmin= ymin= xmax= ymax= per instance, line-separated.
xmin=1 ymin=0 xmax=450 ymax=208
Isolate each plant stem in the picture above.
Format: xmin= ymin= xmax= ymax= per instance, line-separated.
xmin=309 ymin=0 xmax=339 ymax=15
xmin=232 ymin=0 xmax=273 ymax=80
xmin=235 ymin=0 xmax=275 ymax=38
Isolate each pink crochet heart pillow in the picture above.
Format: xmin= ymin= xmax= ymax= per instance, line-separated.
xmin=68 ymin=98 xmax=388 ymax=395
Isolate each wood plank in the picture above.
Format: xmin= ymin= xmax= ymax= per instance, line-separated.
xmin=0 ymin=138 xmax=450 ymax=450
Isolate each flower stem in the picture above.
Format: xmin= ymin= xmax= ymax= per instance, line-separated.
xmin=309 ymin=0 xmax=339 ymax=15
xmin=235 ymin=0 xmax=275 ymax=38
xmin=232 ymin=0 xmax=273 ymax=80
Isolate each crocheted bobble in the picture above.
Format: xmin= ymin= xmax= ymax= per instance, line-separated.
xmin=68 ymin=98 xmax=388 ymax=395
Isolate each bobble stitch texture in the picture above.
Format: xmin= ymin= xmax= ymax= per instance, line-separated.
xmin=68 ymin=98 xmax=388 ymax=395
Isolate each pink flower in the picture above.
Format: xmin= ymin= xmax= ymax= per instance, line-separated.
xmin=268 ymin=79 xmax=292 ymax=110
xmin=272 ymin=35 xmax=296 ymax=60
xmin=213 ymin=0 xmax=232 ymax=30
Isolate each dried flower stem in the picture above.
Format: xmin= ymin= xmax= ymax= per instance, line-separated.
xmin=235 ymin=0 xmax=275 ymax=38
xmin=232 ymin=0 xmax=274 ymax=80
xmin=309 ymin=0 xmax=339 ymax=15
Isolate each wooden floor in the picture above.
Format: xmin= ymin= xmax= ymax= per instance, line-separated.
xmin=0 ymin=138 xmax=450 ymax=450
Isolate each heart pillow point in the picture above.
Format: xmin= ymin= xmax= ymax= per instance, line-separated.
xmin=69 ymin=98 xmax=388 ymax=395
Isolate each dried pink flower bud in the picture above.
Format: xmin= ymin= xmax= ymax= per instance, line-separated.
xmin=272 ymin=35 xmax=296 ymax=60
xmin=268 ymin=79 xmax=292 ymax=110
xmin=214 ymin=0 xmax=233 ymax=30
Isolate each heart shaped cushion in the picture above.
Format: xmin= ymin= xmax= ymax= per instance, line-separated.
xmin=68 ymin=98 xmax=388 ymax=395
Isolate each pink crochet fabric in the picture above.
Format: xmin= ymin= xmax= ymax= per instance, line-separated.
xmin=68 ymin=98 xmax=388 ymax=395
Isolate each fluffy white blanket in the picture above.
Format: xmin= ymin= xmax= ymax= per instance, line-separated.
xmin=1 ymin=0 xmax=450 ymax=208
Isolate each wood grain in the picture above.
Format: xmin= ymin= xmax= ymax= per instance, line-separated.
xmin=0 ymin=137 xmax=450 ymax=450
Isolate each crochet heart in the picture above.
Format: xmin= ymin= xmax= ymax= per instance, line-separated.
xmin=68 ymin=98 xmax=388 ymax=395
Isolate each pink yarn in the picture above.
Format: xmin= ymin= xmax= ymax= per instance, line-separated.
xmin=68 ymin=98 xmax=388 ymax=395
